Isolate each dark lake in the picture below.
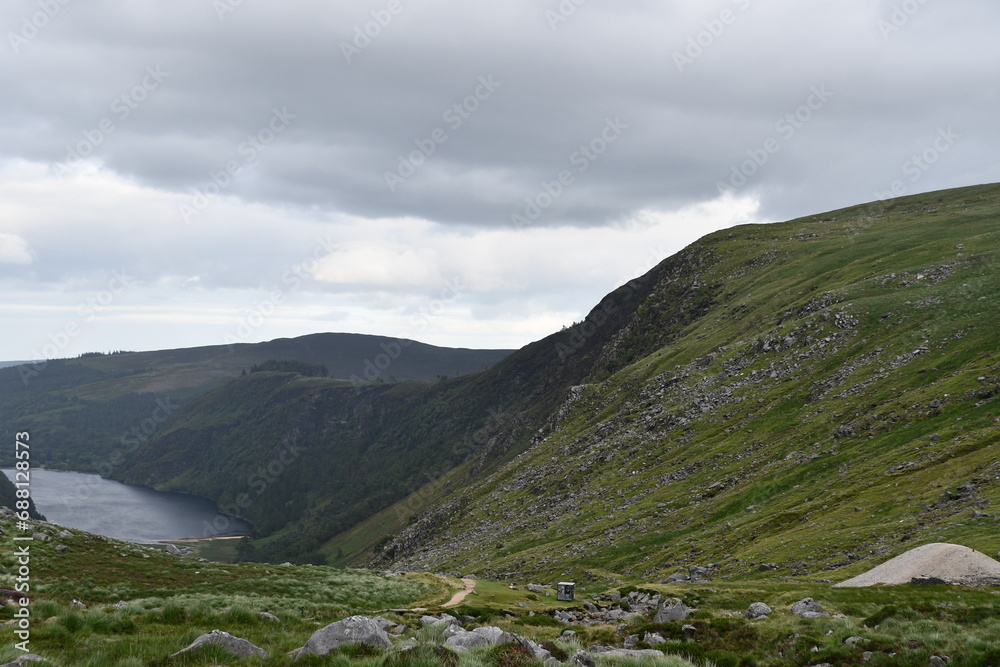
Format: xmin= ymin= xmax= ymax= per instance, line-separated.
xmin=2 ymin=468 xmax=251 ymax=544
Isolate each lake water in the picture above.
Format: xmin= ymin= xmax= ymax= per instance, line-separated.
xmin=2 ymin=468 xmax=251 ymax=544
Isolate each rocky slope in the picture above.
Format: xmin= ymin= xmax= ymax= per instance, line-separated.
xmin=371 ymin=184 xmax=1000 ymax=582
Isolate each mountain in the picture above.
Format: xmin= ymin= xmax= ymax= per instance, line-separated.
xmin=359 ymin=183 xmax=1000 ymax=581
xmin=0 ymin=333 xmax=513 ymax=473
xmin=12 ymin=184 xmax=999 ymax=581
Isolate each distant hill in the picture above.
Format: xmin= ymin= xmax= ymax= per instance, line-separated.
xmin=0 ymin=333 xmax=512 ymax=472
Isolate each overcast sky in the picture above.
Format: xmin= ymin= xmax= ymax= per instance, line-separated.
xmin=1 ymin=1 xmax=998 ymax=359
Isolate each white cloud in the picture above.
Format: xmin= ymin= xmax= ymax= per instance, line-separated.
xmin=0 ymin=233 xmax=33 ymax=265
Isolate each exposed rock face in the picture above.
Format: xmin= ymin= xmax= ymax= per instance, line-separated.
xmin=170 ymin=629 xmax=268 ymax=659
xmin=298 ymin=615 xmax=392 ymax=657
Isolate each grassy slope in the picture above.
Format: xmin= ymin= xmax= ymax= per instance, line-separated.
xmin=377 ymin=184 xmax=1000 ymax=584
xmin=0 ymin=516 xmax=449 ymax=666
xmin=4 ymin=520 xmax=1000 ymax=665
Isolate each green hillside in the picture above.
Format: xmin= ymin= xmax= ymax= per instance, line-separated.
xmin=367 ymin=184 xmax=1000 ymax=582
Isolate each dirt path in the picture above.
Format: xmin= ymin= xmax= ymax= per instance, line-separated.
xmin=442 ymin=578 xmax=477 ymax=608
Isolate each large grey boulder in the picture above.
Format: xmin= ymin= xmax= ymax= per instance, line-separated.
xmin=571 ymin=650 xmax=595 ymax=667
xmin=170 ymin=629 xmax=268 ymax=659
xmin=745 ymin=602 xmax=773 ymax=619
xmin=298 ymin=615 xmax=392 ymax=657
xmin=654 ymin=598 xmax=694 ymax=623
xmin=791 ymin=597 xmax=830 ymax=618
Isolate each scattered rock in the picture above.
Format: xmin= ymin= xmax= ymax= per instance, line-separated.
xmin=445 ymin=627 xmax=517 ymax=651
xmin=164 ymin=543 xmax=181 ymax=556
xmin=70 ymin=599 xmax=87 ymax=611
xmin=297 ymin=615 xmax=393 ymax=656
xmin=745 ymin=602 xmax=772 ymax=619
xmin=929 ymin=657 xmax=951 ymax=666
xmin=31 ymin=533 xmax=50 ymax=542
xmin=54 ymin=545 xmax=68 ymax=553
xmin=643 ymin=632 xmax=665 ymax=646
xmin=170 ymin=629 xmax=268 ymax=659
xmin=623 ymin=634 xmax=639 ymax=649
xmin=845 ymin=636 xmax=866 ymax=646
xmin=791 ymin=598 xmax=829 ymax=618
xmin=571 ymin=650 xmax=596 ymax=667
xmin=654 ymin=598 xmax=694 ymax=623
xmin=526 ymin=584 xmax=546 ymax=594
xmin=259 ymin=612 xmax=281 ymax=623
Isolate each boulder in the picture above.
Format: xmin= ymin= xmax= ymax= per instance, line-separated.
xmin=526 ymin=584 xmax=547 ymax=594
xmin=31 ymin=534 xmax=49 ymax=542
xmin=600 ymin=649 xmax=665 ymax=658
xmin=164 ymin=543 xmax=180 ymax=555
xmin=420 ymin=613 xmax=460 ymax=627
xmin=444 ymin=626 xmax=519 ymax=651
xmin=259 ymin=611 xmax=281 ymax=623
xmin=654 ymin=598 xmax=694 ymax=623
xmin=791 ymin=598 xmax=830 ymax=618
xmin=571 ymin=650 xmax=595 ymax=667
xmin=55 ymin=530 xmax=73 ymax=539
xmin=643 ymin=632 xmax=666 ymax=646
xmin=170 ymin=629 xmax=268 ymax=659
xmin=623 ymin=634 xmax=639 ymax=648
xmin=298 ymin=615 xmax=392 ymax=656
xmin=54 ymin=545 xmax=68 ymax=553
xmin=745 ymin=602 xmax=773 ymax=619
